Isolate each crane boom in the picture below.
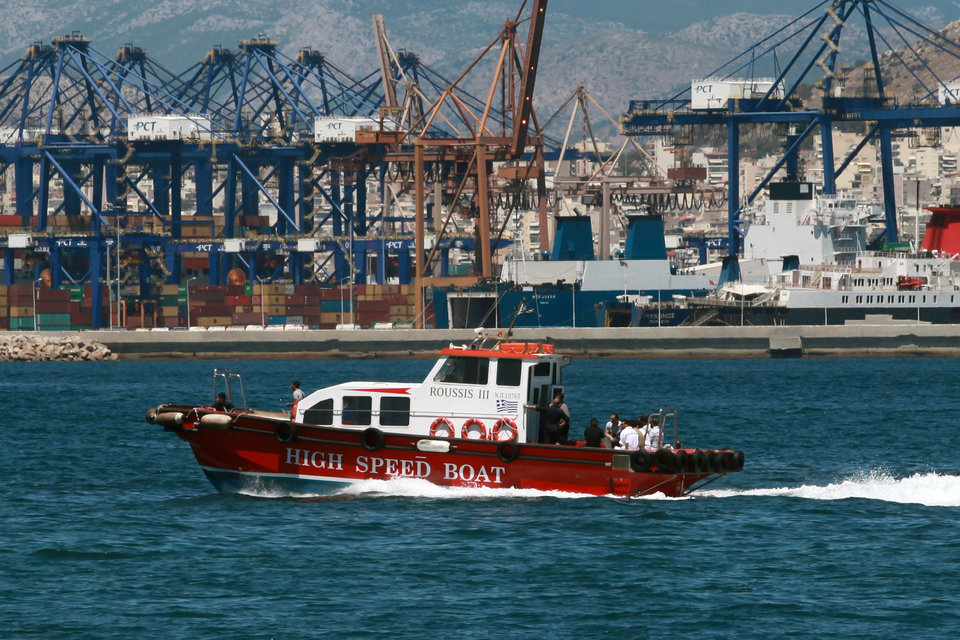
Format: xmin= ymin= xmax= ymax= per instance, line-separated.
xmin=511 ymin=0 xmax=547 ymax=158
xmin=372 ymin=14 xmax=398 ymax=108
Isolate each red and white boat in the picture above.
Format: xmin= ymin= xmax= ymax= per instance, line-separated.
xmin=146 ymin=335 xmax=744 ymax=497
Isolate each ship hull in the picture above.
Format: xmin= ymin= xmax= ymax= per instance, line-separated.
xmin=689 ymin=303 xmax=960 ymax=326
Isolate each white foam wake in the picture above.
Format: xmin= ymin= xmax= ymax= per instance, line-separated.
xmin=334 ymin=477 xmax=595 ymax=500
xmin=702 ymin=471 xmax=960 ymax=507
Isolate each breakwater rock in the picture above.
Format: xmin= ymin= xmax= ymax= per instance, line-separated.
xmin=0 ymin=334 xmax=116 ymax=362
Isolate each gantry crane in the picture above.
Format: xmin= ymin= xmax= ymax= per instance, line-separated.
xmin=622 ymin=0 xmax=960 ymax=252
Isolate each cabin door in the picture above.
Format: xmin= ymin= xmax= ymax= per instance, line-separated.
xmin=524 ymin=361 xmax=556 ymax=443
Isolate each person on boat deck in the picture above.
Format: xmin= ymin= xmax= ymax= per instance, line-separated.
xmin=583 ymin=418 xmax=605 ymax=448
xmin=524 ymin=396 xmax=568 ymax=444
xmin=604 ymin=413 xmax=623 ymax=449
xmin=555 ymin=391 xmax=570 ymax=444
xmin=287 ymin=381 xmax=305 ymax=408
xmin=617 ymin=421 xmax=640 ymax=450
xmin=635 ymin=415 xmax=649 ymax=443
xmin=644 ymin=416 xmax=662 ymax=451
xmin=213 ymin=392 xmax=234 ymax=411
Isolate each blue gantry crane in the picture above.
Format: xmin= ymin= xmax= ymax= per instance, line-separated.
xmin=622 ymin=0 xmax=960 ymax=253
xmin=0 ymin=28 xmax=500 ymax=327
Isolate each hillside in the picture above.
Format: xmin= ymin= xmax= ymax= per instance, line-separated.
xmin=0 ymin=1 xmax=957 ymax=126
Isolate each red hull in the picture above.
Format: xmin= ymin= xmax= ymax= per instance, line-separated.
xmin=154 ymin=406 xmax=740 ymax=498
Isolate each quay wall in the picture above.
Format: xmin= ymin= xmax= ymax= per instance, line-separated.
xmin=37 ymin=325 xmax=960 ymax=360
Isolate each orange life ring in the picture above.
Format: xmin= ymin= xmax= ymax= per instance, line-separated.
xmin=460 ymin=418 xmax=487 ymax=440
xmin=491 ymin=417 xmax=518 ymax=441
xmin=429 ymin=417 xmax=456 ymax=437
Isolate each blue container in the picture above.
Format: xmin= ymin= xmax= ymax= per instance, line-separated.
xmin=320 ymin=299 xmax=350 ymax=312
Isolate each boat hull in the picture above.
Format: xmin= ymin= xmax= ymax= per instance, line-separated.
xmin=158 ymin=406 xmax=736 ymax=498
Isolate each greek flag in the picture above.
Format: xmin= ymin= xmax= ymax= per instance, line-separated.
xmin=496 ymin=399 xmax=519 ymax=414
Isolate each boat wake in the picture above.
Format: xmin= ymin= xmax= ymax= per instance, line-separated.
xmin=236 ymin=477 xmax=597 ymax=500
xmin=702 ymin=470 xmax=960 ymax=507
xmin=335 ymin=478 xmax=597 ymax=500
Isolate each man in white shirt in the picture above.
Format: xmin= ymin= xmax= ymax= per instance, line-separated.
xmin=644 ymin=417 xmax=662 ymax=451
xmin=617 ymin=422 xmax=640 ymax=450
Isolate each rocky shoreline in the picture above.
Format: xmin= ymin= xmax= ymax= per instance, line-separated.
xmin=0 ymin=334 xmax=116 ymax=362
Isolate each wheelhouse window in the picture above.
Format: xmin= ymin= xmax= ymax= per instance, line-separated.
xmin=303 ymin=398 xmax=333 ymax=425
xmin=343 ymin=396 xmax=372 ymax=425
xmin=380 ymin=397 xmax=410 ymax=426
xmin=496 ymin=358 xmax=523 ymax=386
xmin=434 ymin=356 xmax=489 ymax=385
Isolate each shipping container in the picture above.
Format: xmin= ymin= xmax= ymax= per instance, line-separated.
xmin=127 ymin=115 xmax=214 ymax=141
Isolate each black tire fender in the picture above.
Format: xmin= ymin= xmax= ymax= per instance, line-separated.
xmin=361 ymin=427 xmax=386 ymax=452
xmin=707 ymin=450 xmax=722 ymax=473
xmin=496 ymin=441 xmax=520 ymax=463
xmin=630 ymin=450 xmax=652 ymax=473
xmin=731 ymin=450 xmax=745 ymax=472
xmin=274 ymin=423 xmax=297 ymax=444
xmin=691 ymin=449 xmax=710 ymax=473
xmin=718 ymin=450 xmax=734 ymax=473
xmin=674 ymin=450 xmax=690 ymax=473
xmin=654 ymin=449 xmax=677 ymax=473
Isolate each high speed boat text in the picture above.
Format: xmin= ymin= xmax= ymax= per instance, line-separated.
xmin=285 ymin=448 xmax=506 ymax=483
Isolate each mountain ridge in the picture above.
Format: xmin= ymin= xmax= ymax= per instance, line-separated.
xmin=1 ymin=1 xmax=958 ymax=120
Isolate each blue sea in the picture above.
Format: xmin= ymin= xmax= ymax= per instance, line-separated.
xmin=2 ymin=356 xmax=958 ymax=639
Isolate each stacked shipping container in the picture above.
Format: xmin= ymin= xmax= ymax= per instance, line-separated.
xmin=0 ymin=283 xmax=424 ymax=330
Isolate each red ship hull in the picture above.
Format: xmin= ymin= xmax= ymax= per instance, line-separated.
xmin=151 ymin=406 xmax=742 ymax=498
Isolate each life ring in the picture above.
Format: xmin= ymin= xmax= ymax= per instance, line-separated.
xmin=654 ymin=448 xmax=677 ymax=473
xmin=496 ymin=441 xmax=520 ymax=463
xmin=275 ymin=423 xmax=297 ymax=444
xmin=361 ymin=427 xmax=386 ymax=452
xmin=491 ymin=417 xmax=518 ymax=441
xmin=429 ymin=417 xmax=456 ymax=437
xmin=630 ymin=450 xmax=652 ymax=473
xmin=461 ymin=418 xmax=487 ymax=440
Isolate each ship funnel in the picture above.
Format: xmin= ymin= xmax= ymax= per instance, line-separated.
xmin=551 ymin=216 xmax=595 ymax=260
xmin=718 ymin=255 xmax=741 ymax=285
xmin=921 ymin=208 xmax=960 ymax=254
xmin=624 ymin=215 xmax=667 ymax=260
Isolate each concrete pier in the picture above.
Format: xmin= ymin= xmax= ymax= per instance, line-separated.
xmin=35 ymin=324 xmax=960 ymax=360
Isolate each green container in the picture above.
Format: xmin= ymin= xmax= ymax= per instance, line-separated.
xmin=39 ymin=324 xmax=72 ymax=332
xmin=244 ymin=284 xmax=253 ymax=296
xmin=11 ymin=317 xmax=34 ymax=330
xmin=64 ymin=285 xmax=85 ymax=302
xmin=321 ymin=299 xmax=349 ymax=312
xmin=37 ymin=312 xmax=72 ymax=325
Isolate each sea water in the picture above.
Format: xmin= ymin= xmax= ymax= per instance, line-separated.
xmin=1 ymin=357 xmax=958 ymax=639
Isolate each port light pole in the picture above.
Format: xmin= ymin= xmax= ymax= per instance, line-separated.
xmin=186 ymin=276 xmax=197 ymax=328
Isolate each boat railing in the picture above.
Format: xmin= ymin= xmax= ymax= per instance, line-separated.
xmin=213 ymin=369 xmax=246 ymax=409
xmin=653 ymin=407 xmax=679 ymax=449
